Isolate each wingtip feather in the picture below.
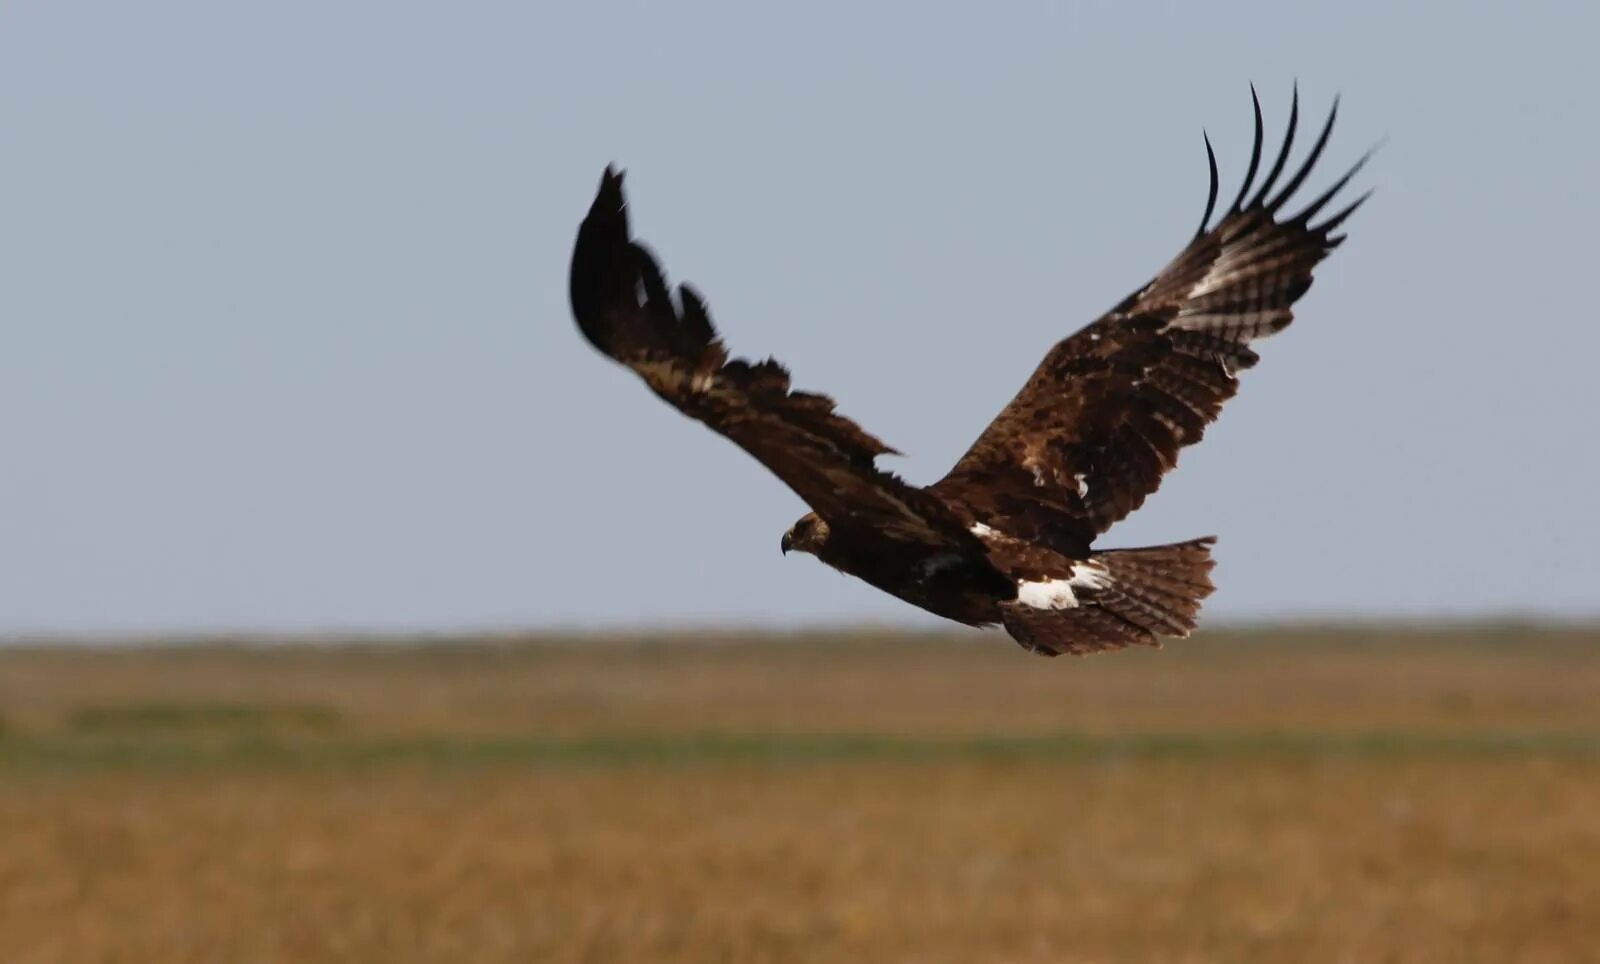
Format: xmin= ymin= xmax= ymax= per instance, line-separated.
xmin=1266 ymin=94 xmax=1339 ymax=213
xmin=1226 ymin=85 xmax=1266 ymax=216
xmin=595 ymin=164 xmax=626 ymax=210
xmin=1248 ymin=86 xmax=1300 ymax=210
xmin=1195 ymin=131 xmax=1220 ymax=238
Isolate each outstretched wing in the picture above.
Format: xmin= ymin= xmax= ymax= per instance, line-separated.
xmin=570 ymin=167 xmax=963 ymax=546
xmin=932 ymin=87 xmax=1372 ymax=552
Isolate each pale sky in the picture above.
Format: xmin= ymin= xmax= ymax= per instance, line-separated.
xmin=2 ymin=1 xmax=1596 ymax=637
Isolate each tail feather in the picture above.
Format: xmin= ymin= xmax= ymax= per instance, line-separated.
xmin=1000 ymin=537 xmax=1217 ymax=657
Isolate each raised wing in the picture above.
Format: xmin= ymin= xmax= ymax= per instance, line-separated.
xmin=570 ymin=167 xmax=963 ymax=546
xmin=933 ymin=87 xmax=1372 ymax=552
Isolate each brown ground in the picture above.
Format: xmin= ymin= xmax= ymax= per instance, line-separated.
xmin=2 ymin=625 xmax=1598 ymax=963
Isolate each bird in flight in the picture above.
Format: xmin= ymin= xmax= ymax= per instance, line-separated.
xmin=568 ymin=87 xmax=1371 ymax=656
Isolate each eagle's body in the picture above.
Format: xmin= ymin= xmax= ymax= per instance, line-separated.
xmin=810 ymin=525 xmax=1014 ymax=627
xmin=569 ymin=88 xmax=1371 ymax=656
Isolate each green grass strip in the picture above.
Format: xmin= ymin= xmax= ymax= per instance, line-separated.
xmin=4 ymin=729 xmax=1600 ymax=772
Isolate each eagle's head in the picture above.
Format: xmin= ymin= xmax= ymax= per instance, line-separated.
xmin=780 ymin=512 xmax=830 ymax=557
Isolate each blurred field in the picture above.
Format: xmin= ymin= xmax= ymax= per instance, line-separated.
xmin=2 ymin=625 xmax=1599 ymax=963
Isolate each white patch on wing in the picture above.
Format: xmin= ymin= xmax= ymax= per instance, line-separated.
xmin=1016 ymin=578 xmax=1079 ymax=610
xmin=1073 ymin=473 xmax=1089 ymax=498
xmin=970 ymin=523 xmax=997 ymax=538
xmin=1016 ymin=562 xmax=1112 ymax=610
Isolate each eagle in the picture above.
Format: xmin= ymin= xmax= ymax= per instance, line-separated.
xmin=568 ymin=88 xmax=1370 ymax=656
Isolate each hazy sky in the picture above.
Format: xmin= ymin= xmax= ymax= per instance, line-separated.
xmin=3 ymin=1 xmax=1596 ymax=636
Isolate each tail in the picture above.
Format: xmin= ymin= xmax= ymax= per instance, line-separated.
xmin=1000 ymin=537 xmax=1217 ymax=657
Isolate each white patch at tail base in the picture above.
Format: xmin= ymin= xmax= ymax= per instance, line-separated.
xmin=1015 ymin=562 xmax=1112 ymax=610
xmin=1016 ymin=578 xmax=1079 ymax=609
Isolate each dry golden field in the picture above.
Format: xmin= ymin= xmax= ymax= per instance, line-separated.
xmin=2 ymin=625 xmax=1599 ymax=963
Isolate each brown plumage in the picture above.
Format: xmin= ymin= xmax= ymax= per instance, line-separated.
xmin=568 ymin=87 xmax=1371 ymax=656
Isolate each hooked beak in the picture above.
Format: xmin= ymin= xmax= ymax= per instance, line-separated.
xmin=780 ymin=531 xmax=793 ymax=556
